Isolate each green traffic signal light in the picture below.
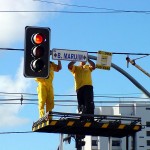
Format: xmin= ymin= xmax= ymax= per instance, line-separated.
xmin=31 ymin=59 xmax=44 ymax=72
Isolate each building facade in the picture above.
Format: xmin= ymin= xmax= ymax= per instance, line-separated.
xmin=83 ymin=103 xmax=150 ymax=150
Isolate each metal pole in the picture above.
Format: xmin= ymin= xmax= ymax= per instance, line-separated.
xmin=59 ymin=134 xmax=63 ymax=150
xmin=132 ymin=133 xmax=136 ymax=150
xmin=126 ymin=136 xmax=129 ymax=150
xmin=108 ymin=137 xmax=112 ymax=150
xmin=88 ymin=55 xmax=150 ymax=98
xmin=75 ymin=137 xmax=82 ymax=150
xmin=75 ymin=135 xmax=85 ymax=150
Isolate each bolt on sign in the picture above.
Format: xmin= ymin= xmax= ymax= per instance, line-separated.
xmin=96 ymin=51 xmax=112 ymax=70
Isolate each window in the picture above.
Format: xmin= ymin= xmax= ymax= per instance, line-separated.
xmin=112 ymin=140 xmax=121 ymax=146
xmin=147 ymin=131 xmax=150 ymax=136
xmin=146 ymin=122 xmax=150 ymax=127
xmin=147 ymin=140 xmax=150 ymax=146
xmin=146 ymin=108 xmax=150 ymax=110
xmin=92 ymin=140 xmax=98 ymax=146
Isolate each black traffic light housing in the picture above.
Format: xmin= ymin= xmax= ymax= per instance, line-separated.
xmin=24 ymin=26 xmax=50 ymax=78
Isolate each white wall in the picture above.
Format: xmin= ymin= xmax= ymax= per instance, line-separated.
xmin=85 ymin=104 xmax=148 ymax=150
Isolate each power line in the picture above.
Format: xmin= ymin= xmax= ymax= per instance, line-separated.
xmin=0 ymin=48 xmax=24 ymax=51
xmin=0 ymin=96 xmax=149 ymax=101
xmin=0 ymin=47 xmax=150 ymax=56
xmin=33 ymin=0 xmax=150 ymax=14
xmin=88 ymin=51 xmax=150 ymax=56
xmin=0 ymin=102 xmax=37 ymax=105
xmin=0 ymin=10 xmax=150 ymax=14
xmin=53 ymin=104 xmax=150 ymax=107
xmin=1 ymin=100 xmax=150 ymax=106
xmin=33 ymin=0 xmax=121 ymax=11
xmin=0 ymin=131 xmax=33 ymax=134
xmin=0 ymin=91 xmax=142 ymax=96
xmin=0 ymin=10 xmax=119 ymax=13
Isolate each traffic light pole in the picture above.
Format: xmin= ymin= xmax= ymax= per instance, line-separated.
xmin=75 ymin=138 xmax=82 ymax=150
xmin=63 ymin=134 xmax=85 ymax=150
xmin=88 ymin=55 xmax=150 ymax=98
xmin=75 ymin=135 xmax=85 ymax=150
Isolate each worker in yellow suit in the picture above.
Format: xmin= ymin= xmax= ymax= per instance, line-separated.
xmin=35 ymin=60 xmax=62 ymax=118
xmin=68 ymin=59 xmax=95 ymax=117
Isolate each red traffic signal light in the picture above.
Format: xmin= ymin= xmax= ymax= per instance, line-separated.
xmin=24 ymin=26 xmax=50 ymax=78
xmin=32 ymin=33 xmax=45 ymax=45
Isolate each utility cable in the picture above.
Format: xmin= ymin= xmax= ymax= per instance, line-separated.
xmin=133 ymin=55 xmax=148 ymax=61
xmin=0 ymin=96 xmax=150 ymax=101
xmin=0 ymin=48 xmax=24 ymax=51
xmin=33 ymin=0 xmax=124 ymax=11
xmin=0 ymin=91 xmax=143 ymax=97
xmin=0 ymin=131 xmax=33 ymax=134
xmin=0 ymin=47 xmax=150 ymax=56
xmin=0 ymin=10 xmax=150 ymax=14
xmin=33 ymin=0 xmax=150 ymax=15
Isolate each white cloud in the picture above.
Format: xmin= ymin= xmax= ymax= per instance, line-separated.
xmin=0 ymin=59 xmax=32 ymax=128
xmin=0 ymin=0 xmax=72 ymax=128
xmin=0 ymin=0 xmax=71 ymax=47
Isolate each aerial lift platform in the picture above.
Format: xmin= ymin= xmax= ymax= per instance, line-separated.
xmin=32 ymin=111 xmax=142 ymax=150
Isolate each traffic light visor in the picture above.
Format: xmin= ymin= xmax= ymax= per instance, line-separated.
xmin=32 ymin=33 xmax=45 ymax=44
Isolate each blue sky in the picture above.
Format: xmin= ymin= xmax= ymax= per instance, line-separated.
xmin=0 ymin=0 xmax=150 ymax=150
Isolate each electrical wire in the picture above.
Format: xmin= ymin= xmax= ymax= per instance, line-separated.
xmin=0 ymin=48 xmax=24 ymax=51
xmin=0 ymin=47 xmax=150 ymax=56
xmin=0 ymin=96 xmax=150 ymax=101
xmin=133 ymin=55 xmax=149 ymax=61
xmin=0 ymin=92 xmax=149 ymax=107
xmin=0 ymin=91 xmax=144 ymax=97
xmin=33 ymin=0 xmax=125 ymax=11
xmin=0 ymin=91 xmax=140 ymax=96
xmin=33 ymin=0 xmax=150 ymax=15
xmin=0 ymin=131 xmax=33 ymax=134
xmin=0 ymin=10 xmax=121 ymax=13
xmin=0 ymin=10 xmax=150 ymax=14
xmin=0 ymin=102 xmax=37 ymax=105
xmin=0 ymin=0 xmax=149 ymax=14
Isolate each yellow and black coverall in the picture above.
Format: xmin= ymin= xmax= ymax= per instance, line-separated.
xmin=69 ymin=64 xmax=95 ymax=115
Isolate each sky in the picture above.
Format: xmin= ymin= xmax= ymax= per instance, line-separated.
xmin=0 ymin=0 xmax=150 ymax=150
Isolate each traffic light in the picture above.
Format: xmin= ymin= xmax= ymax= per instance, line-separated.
xmin=24 ymin=26 xmax=50 ymax=78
